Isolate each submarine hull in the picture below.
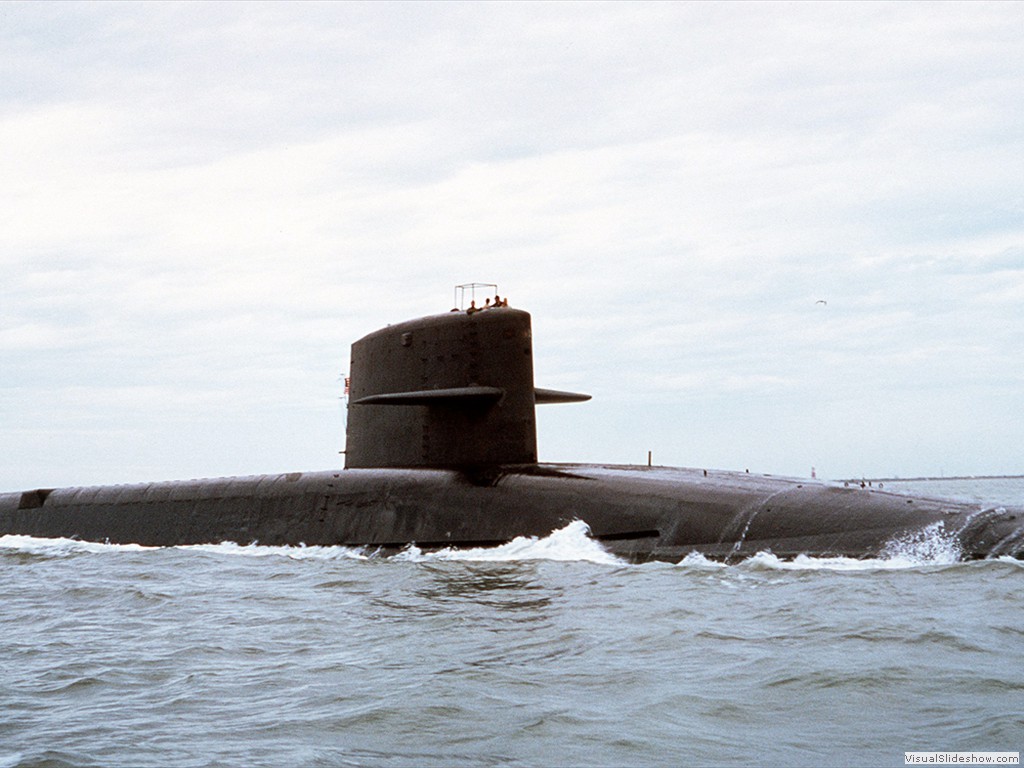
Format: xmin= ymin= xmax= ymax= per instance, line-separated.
xmin=3 ymin=465 xmax=1021 ymax=561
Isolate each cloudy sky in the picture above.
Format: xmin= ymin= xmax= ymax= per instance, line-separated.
xmin=2 ymin=1 xmax=1022 ymax=489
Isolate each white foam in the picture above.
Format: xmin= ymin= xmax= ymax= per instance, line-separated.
xmin=673 ymin=551 xmax=729 ymax=569
xmin=671 ymin=549 xmax=887 ymax=572
xmin=880 ymin=521 xmax=963 ymax=565
xmin=0 ymin=534 xmax=156 ymax=557
xmin=177 ymin=541 xmax=371 ymax=561
xmin=995 ymin=555 xmax=1024 ymax=568
xmin=736 ymin=551 xmax=953 ymax=571
xmin=0 ymin=523 xmax=621 ymax=565
xmin=0 ymin=534 xmax=369 ymax=561
xmin=670 ymin=522 xmax=966 ymax=572
xmin=393 ymin=520 xmax=623 ymax=565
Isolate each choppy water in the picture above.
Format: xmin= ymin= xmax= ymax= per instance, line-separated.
xmin=2 ymin=478 xmax=1023 ymax=768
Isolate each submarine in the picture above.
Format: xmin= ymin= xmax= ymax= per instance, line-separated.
xmin=3 ymin=291 xmax=1023 ymax=562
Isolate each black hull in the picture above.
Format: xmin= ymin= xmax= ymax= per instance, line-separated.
xmin=3 ymin=464 xmax=1021 ymax=561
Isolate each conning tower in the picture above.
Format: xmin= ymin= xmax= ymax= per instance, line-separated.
xmin=345 ymin=292 xmax=588 ymax=469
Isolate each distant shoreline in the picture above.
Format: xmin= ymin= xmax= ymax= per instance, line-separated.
xmin=844 ymin=474 xmax=1024 ymax=483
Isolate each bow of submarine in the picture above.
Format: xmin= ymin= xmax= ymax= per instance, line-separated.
xmin=471 ymin=464 xmax=1024 ymax=562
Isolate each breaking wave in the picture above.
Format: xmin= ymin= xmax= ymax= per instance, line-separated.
xmin=0 ymin=534 xmax=156 ymax=557
xmin=671 ymin=551 xmax=995 ymax=573
xmin=180 ymin=541 xmax=371 ymax=561
xmin=880 ymin=520 xmax=963 ymax=564
xmin=0 ymin=534 xmax=371 ymax=561
xmin=672 ymin=519 xmax=980 ymax=571
xmin=392 ymin=519 xmax=621 ymax=564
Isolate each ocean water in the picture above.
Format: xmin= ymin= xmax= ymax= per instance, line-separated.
xmin=2 ymin=478 xmax=1022 ymax=768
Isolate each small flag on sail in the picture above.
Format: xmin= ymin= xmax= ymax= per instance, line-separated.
xmin=344 ymin=376 xmax=350 ymax=395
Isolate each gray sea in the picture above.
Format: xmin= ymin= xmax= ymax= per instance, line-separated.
xmin=2 ymin=477 xmax=1022 ymax=768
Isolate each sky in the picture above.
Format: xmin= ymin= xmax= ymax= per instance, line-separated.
xmin=2 ymin=1 xmax=1023 ymax=489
